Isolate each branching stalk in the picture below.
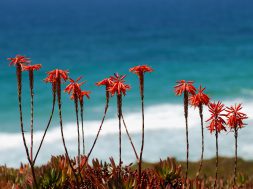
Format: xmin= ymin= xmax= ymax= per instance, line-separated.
xmin=85 ymin=91 xmax=109 ymax=166
xmin=16 ymin=65 xmax=38 ymax=188
xmin=34 ymin=84 xmax=56 ymax=163
xmin=121 ymin=114 xmax=139 ymax=161
xmin=56 ymin=79 xmax=79 ymax=186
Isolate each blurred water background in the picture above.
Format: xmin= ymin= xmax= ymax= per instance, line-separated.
xmin=0 ymin=0 xmax=253 ymax=167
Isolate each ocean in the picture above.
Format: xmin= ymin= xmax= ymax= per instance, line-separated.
xmin=0 ymin=0 xmax=253 ymax=167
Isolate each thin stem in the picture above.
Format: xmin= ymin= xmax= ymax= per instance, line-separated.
xmin=196 ymin=104 xmax=204 ymax=179
xmin=117 ymin=94 xmax=122 ymax=169
xmin=34 ymin=84 xmax=56 ymax=163
xmin=29 ymin=70 xmax=34 ymax=162
xmin=80 ymin=100 xmax=85 ymax=155
xmin=215 ymin=129 xmax=219 ymax=189
xmin=56 ymin=79 xmax=79 ymax=186
xmin=85 ymin=92 xmax=109 ymax=165
xmin=233 ymin=128 xmax=238 ymax=188
xmin=16 ymin=65 xmax=38 ymax=188
xmin=138 ymin=74 xmax=144 ymax=182
xmin=121 ymin=114 xmax=139 ymax=161
xmin=184 ymin=92 xmax=189 ymax=183
xmin=74 ymin=95 xmax=81 ymax=174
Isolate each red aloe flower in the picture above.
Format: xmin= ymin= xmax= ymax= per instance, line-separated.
xmin=8 ymin=55 xmax=31 ymax=66
xmin=78 ymin=90 xmax=90 ymax=100
xmin=225 ymin=104 xmax=248 ymax=187
xmin=64 ymin=76 xmax=85 ymax=165
xmin=44 ymin=69 xmax=69 ymax=83
xmin=206 ymin=101 xmax=226 ymax=188
xmin=206 ymin=101 xmax=226 ymax=133
xmin=22 ymin=64 xmax=42 ymax=163
xmin=129 ymin=65 xmax=153 ymax=76
xmin=64 ymin=76 xmax=85 ymax=98
xmin=174 ymin=79 xmax=196 ymax=183
xmin=8 ymin=55 xmax=38 ymax=187
xmin=78 ymin=90 xmax=91 ymax=156
xmin=190 ymin=86 xmax=210 ymax=107
xmin=108 ymin=73 xmax=130 ymax=171
xmin=22 ymin=64 xmax=42 ymax=71
xmin=96 ymin=78 xmax=113 ymax=88
xmin=81 ymin=78 xmax=112 ymax=168
xmin=190 ymin=86 xmax=210 ymax=178
xmin=174 ymin=80 xmax=196 ymax=96
xmin=70 ymin=90 xmax=91 ymax=101
xmin=96 ymin=78 xmax=113 ymax=103
xmin=130 ymin=65 xmax=153 ymax=181
xmin=225 ymin=104 xmax=248 ymax=129
xmin=108 ymin=73 xmax=131 ymax=96
xmin=44 ymin=69 xmax=79 ymax=183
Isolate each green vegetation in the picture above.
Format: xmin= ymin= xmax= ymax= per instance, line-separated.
xmin=0 ymin=156 xmax=253 ymax=188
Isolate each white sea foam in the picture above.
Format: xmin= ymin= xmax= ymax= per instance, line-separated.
xmin=0 ymin=99 xmax=252 ymax=167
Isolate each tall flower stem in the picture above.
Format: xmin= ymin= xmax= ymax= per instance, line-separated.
xmin=121 ymin=114 xmax=139 ymax=161
xmin=34 ymin=84 xmax=56 ymax=163
xmin=85 ymin=91 xmax=109 ymax=165
xmin=80 ymin=100 xmax=85 ymax=155
xmin=233 ymin=128 xmax=238 ymax=187
xmin=215 ymin=129 xmax=219 ymax=189
xmin=16 ymin=65 xmax=38 ymax=188
xmin=138 ymin=74 xmax=145 ymax=181
xmin=184 ymin=91 xmax=189 ymax=182
xmin=117 ymin=94 xmax=122 ymax=169
xmin=56 ymin=79 xmax=79 ymax=186
xmin=196 ymin=104 xmax=204 ymax=178
xmin=29 ymin=70 xmax=34 ymax=162
xmin=74 ymin=95 xmax=81 ymax=174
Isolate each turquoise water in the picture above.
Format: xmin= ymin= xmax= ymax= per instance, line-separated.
xmin=0 ymin=0 xmax=253 ymax=166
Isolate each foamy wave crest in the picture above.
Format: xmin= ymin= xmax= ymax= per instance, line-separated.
xmin=0 ymin=99 xmax=252 ymax=167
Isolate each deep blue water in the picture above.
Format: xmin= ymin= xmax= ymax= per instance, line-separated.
xmin=0 ymin=0 xmax=253 ymax=132
xmin=1 ymin=0 xmax=253 ymax=167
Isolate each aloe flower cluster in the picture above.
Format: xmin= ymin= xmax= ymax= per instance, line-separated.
xmin=174 ymin=80 xmax=248 ymax=188
xmin=8 ymin=55 xmax=249 ymax=188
